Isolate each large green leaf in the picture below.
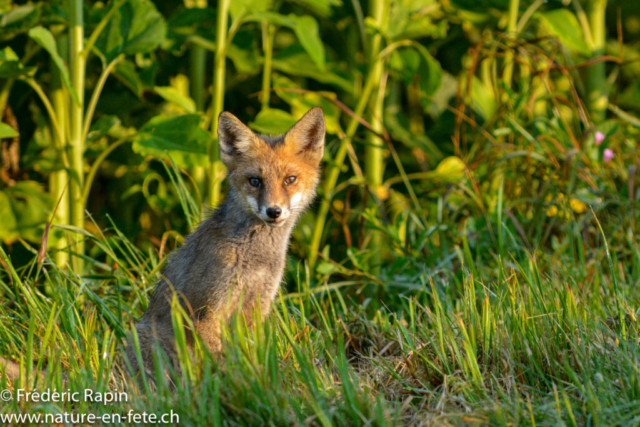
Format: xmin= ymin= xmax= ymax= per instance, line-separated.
xmin=293 ymin=16 xmax=325 ymax=69
xmin=249 ymin=108 xmax=298 ymax=134
xmin=252 ymin=12 xmax=325 ymax=69
xmin=28 ymin=26 xmax=80 ymax=105
xmin=415 ymin=44 xmax=443 ymax=99
xmin=0 ymin=181 xmax=53 ymax=244
xmin=388 ymin=44 xmax=442 ymax=103
xmin=96 ymin=0 xmax=167 ymax=63
xmin=133 ymin=114 xmax=211 ymax=168
xmin=537 ymin=9 xmax=590 ymax=56
xmin=272 ymin=45 xmax=352 ymax=92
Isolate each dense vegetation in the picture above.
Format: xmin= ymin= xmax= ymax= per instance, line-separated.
xmin=1 ymin=0 xmax=640 ymax=424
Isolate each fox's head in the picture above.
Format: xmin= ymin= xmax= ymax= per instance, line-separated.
xmin=218 ymin=107 xmax=325 ymax=228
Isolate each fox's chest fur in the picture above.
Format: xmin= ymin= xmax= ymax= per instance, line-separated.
xmin=143 ymin=200 xmax=292 ymax=325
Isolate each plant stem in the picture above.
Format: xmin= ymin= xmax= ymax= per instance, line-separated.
xmin=364 ymin=0 xmax=387 ymax=274
xmin=188 ymin=0 xmax=208 ymax=198
xmin=308 ymin=63 xmax=380 ymax=270
xmin=0 ymin=79 xmax=13 ymax=116
xmin=68 ymin=0 xmax=86 ymax=273
xmin=261 ymin=21 xmax=275 ymax=110
xmin=207 ymin=0 xmax=231 ymax=209
xmin=22 ymin=78 xmax=64 ymax=144
xmin=50 ymin=35 xmax=70 ymax=268
xmin=82 ymin=55 xmax=122 ymax=144
xmin=585 ymin=0 xmax=608 ymax=122
xmin=502 ymin=0 xmax=520 ymax=91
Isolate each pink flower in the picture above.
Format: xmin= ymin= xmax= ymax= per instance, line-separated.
xmin=594 ymin=131 xmax=605 ymax=145
xmin=603 ymin=148 xmax=615 ymax=163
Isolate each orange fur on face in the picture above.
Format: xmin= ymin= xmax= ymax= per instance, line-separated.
xmin=229 ymin=136 xmax=321 ymax=223
xmin=219 ymin=107 xmax=325 ymax=227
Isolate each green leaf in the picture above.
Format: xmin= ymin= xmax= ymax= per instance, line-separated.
xmin=0 ymin=46 xmax=36 ymax=78
xmin=28 ymin=26 xmax=80 ymax=106
xmin=87 ymin=116 xmax=121 ymax=143
xmin=133 ymin=114 xmax=211 ymax=168
xmin=388 ymin=48 xmax=420 ymax=84
xmin=0 ymin=181 xmax=53 ymax=244
xmin=272 ymin=45 xmax=352 ymax=92
xmin=293 ymin=16 xmax=325 ymax=69
xmin=469 ymin=76 xmax=496 ymax=119
xmin=537 ymin=9 xmax=591 ymax=56
xmin=113 ymin=60 xmax=144 ymax=97
xmin=253 ymin=12 xmax=325 ymax=69
xmin=249 ymin=108 xmax=298 ymax=134
xmin=0 ymin=122 xmax=18 ymax=138
xmin=273 ymin=74 xmax=342 ymax=134
xmin=227 ymin=30 xmax=260 ymax=73
xmin=96 ymin=0 xmax=167 ymax=63
xmin=414 ymin=44 xmax=442 ymax=97
xmin=154 ymin=86 xmax=196 ymax=113
xmin=387 ymin=0 xmax=447 ymax=40
xmin=292 ymin=0 xmax=341 ymax=17
xmin=230 ymin=0 xmax=272 ymax=22
xmin=0 ymin=3 xmax=41 ymax=43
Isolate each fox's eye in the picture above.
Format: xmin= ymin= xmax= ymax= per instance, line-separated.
xmin=284 ymin=176 xmax=297 ymax=185
xmin=248 ymin=177 xmax=261 ymax=187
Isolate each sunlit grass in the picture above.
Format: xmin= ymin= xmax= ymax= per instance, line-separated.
xmin=1 ymin=197 xmax=639 ymax=426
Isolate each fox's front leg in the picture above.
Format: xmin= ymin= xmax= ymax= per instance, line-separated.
xmin=194 ymin=312 xmax=223 ymax=353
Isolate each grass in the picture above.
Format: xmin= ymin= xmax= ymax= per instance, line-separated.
xmin=1 ymin=176 xmax=639 ymax=426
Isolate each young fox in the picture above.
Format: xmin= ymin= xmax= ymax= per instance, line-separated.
xmin=126 ymin=107 xmax=325 ymax=377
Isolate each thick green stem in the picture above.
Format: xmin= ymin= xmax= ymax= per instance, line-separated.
xmin=364 ymin=0 xmax=387 ymax=273
xmin=308 ymin=65 xmax=381 ymax=270
xmin=585 ymin=0 xmax=608 ymax=122
xmin=502 ymin=0 xmax=520 ymax=91
xmin=207 ymin=0 xmax=231 ymax=209
xmin=189 ymin=44 xmax=207 ymax=197
xmin=188 ymin=0 xmax=208 ymax=198
xmin=261 ymin=22 xmax=275 ymax=110
xmin=50 ymin=36 xmax=70 ymax=268
xmin=68 ymin=0 xmax=86 ymax=273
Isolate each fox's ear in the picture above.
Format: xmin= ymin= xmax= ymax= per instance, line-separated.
xmin=284 ymin=107 xmax=325 ymax=164
xmin=218 ymin=112 xmax=257 ymax=166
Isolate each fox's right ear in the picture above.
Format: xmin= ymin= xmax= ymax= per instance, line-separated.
xmin=218 ymin=112 xmax=257 ymax=167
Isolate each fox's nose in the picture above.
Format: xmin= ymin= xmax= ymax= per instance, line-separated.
xmin=266 ymin=207 xmax=282 ymax=219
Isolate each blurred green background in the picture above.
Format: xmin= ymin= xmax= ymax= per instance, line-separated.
xmin=3 ymin=1 xmax=640 ymax=425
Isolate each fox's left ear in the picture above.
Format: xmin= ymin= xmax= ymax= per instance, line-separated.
xmin=284 ymin=107 xmax=325 ymax=164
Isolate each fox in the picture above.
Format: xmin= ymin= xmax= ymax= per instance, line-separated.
xmin=125 ymin=107 xmax=325 ymax=379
